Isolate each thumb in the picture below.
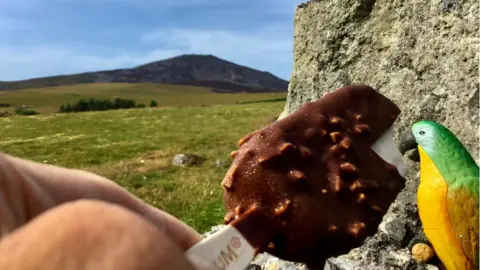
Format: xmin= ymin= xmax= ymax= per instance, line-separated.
xmin=0 ymin=152 xmax=203 ymax=250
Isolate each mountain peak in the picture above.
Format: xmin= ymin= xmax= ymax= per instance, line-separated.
xmin=0 ymin=54 xmax=289 ymax=92
xmin=139 ymin=54 xmax=220 ymax=66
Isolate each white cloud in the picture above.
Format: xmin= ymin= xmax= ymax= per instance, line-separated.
xmin=0 ymin=46 xmax=183 ymax=81
xmin=141 ymin=26 xmax=293 ymax=70
xmin=0 ymin=26 xmax=293 ymax=81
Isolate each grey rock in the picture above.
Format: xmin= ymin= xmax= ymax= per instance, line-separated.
xmin=171 ymin=153 xmax=205 ymax=167
xmin=282 ymin=0 xmax=479 ymax=162
xmin=384 ymin=219 xmax=407 ymax=247
xmin=245 ymin=265 xmax=262 ymax=270
xmin=323 ymin=235 xmax=439 ymax=269
xmin=251 ymin=253 xmax=307 ymax=270
xmin=324 ymin=258 xmax=358 ymax=270
xmin=274 ymin=0 xmax=477 ymax=268
xmin=440 ymin=0 xmax=460 ymax=12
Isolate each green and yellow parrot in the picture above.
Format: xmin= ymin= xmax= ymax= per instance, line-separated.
xmin=399 ymin=120 xmax=479 ymax=270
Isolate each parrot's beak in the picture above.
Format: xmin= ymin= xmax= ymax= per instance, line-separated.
xmin=399 ymin=129 xmax=420 ymax=162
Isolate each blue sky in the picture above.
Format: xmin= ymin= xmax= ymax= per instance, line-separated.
xmin=0 ymin=0 xmax=304 ymax=81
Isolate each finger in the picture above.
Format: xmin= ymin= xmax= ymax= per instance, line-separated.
xmin=0 ymin=152 xmax=202 ymax=249
xmin=0 ymin=199 xmax=197 ymax=270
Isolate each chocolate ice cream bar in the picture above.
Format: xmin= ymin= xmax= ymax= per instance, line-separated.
xmin=185 ymin=84 xmax=408 ymax=269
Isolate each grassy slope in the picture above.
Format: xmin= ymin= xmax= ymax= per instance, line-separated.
xmin=0 ymin=83 xmax=286 ymax=113
xmin=0 ymin=102 xmax=284 ymax=232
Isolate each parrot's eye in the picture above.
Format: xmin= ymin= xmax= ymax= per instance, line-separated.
xmin=419 ymin=131 xmax=425 ymax=135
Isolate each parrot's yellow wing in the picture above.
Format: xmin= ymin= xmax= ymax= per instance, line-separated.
xmin=446 ymin=183 xmax=479 ymax=269
xmin=417 ymin=146 xmax=478 ymax=270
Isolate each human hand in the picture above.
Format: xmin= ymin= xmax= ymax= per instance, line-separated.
xmin=0 ymin=152 xmax=203 ymax=270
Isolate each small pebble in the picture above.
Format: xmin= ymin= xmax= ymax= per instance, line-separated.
xmin=411 ymin=243 xmax=436 ymax=263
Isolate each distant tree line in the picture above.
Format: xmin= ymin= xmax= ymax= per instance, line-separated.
xmin=58 ymin=98 xmax=158 ymax=113
xmin=15 ymin=107 xmax=39 ymax=115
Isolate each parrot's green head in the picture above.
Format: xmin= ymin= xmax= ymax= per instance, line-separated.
xmin=399 ymin=120 xmax=442 ymax=157
xmin=399 ymin=120 xmax=467 ymax=163
xmin=399 ymin=120 xmax=479 ymax=187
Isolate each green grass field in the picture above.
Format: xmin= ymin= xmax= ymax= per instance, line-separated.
xmin=0 ymin=101 xmax=285 ymax=233
xmin=0 ymin=82 xmax=286 ymax=113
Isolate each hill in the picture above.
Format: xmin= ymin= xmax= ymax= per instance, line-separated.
xmin=0 ymin=54 xmax=289 ymax=92
xmin=0 ymin=83 xmax=286 ymax=113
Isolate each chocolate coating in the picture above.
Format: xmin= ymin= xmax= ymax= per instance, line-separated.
xmin=222 ymin=84 xmax=406 ymax=267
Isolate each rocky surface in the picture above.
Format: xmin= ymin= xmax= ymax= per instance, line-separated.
xmin=281 ymin=0 xmax=479 ymax=160
xmin=0 ymin=54 xmax=289 ymax=92
xmin=269 ymin=0 xmax=478 ymax=269
xmin=171 ymin=153 xmax=205 ymax=167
